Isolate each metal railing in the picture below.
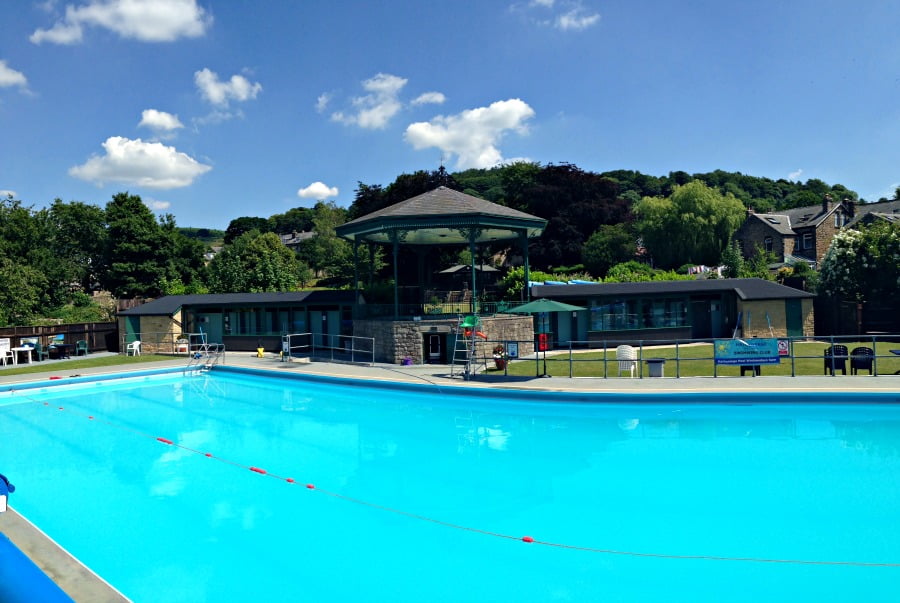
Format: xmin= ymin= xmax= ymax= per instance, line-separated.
xmin=469 ymin=334 xmax=900 ymax=379
xmin=353 ymin=301 xmax=512 ymax=320
xmin=282 ymin=332 xmax=375 ymax=366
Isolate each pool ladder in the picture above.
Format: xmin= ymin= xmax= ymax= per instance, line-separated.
xmin=185 ymin=342 xmax=226 ymax=373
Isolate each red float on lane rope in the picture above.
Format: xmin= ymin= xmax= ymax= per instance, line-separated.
xmin=522 ymin=536 xmax=534 ymax=543
xmin=250 ymin=467 xmax=267 ymax=475
xmin=157 ymin=437 xmax=174 ymax=445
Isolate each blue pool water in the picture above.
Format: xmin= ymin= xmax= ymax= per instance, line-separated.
xmin=1 ymin=370 xmax=899 ymax=602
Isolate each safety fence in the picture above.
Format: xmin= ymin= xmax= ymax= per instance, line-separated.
xmin=282 ymin=333 xmax=375 ymax=366
xmin=477 ymin=334 xmax=900 ymax=379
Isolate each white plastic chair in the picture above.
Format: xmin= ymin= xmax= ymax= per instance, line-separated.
xmin=0 ymin=338 xmax=12 ymax=366
xmin=126 ymin=340 xmax=141 ymax=356
xmin=616 ymin=345 xmax=637 ymax=377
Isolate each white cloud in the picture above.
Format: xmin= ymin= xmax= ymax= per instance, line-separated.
xmin=138 ymin=109 xmax=184 ymax=135
xmin=411 ymin=92 xmax=446 ymax=106
xmin=0 ymin=60 xmax=28 ymax=89
xmin=69 ymin=136 xmax=211 ymax=189
xmin=556 ymin=7 xmax=600 ymax=30
xmin=0 ymin=190 xmax=17 ymax=198
xmin=146 ymin=198 xmax=171 ymax=211
xmin=404 ymin=98 xmax=535 ymax=169
xmin=517 ymin=0 xmax=599 ymax=31
xmin=788 ymin=168 xmax=804 ymax=181
xmin=315 ymin=93 xmax=331 ymax=113
xmin=194 ymin=68 xmax=262 ymax=107
xmin=331 ymin=73 xmax=407 ymax=129
xmin=297 ymin=181 xmax=339 ymax=200
xmin=30 ymin=0 xmax=211 ymax=44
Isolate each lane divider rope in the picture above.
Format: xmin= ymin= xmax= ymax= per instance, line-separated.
xmin=11 ymin=388 xmax=900 ymax=568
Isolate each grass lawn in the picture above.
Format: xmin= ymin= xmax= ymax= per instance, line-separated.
xmin=0 ymin=354 xmax=176 ymax=378
xmin=494 ymin=340 xmax=900 ymax=378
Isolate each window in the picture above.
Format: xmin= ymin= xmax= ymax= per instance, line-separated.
xmin=834 ymin=213 xmax=845 ymax=228
xmin=763 ymin=236 xmax=773 ymax=252
xmin=802 ymin=232 xmax=813 ymax=250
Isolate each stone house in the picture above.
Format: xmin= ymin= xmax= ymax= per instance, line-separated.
xmin=732 ymin=196 xmax=900 ymax=267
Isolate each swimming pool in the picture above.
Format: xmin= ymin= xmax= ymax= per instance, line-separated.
xmin=2 ymin=368 xmax=899 ymax=602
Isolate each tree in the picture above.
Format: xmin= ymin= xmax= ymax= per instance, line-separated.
xmin=634 ymin=180 xmax=746 ymax=269
xmin=268 ymin=207 xmax=315 ymax=234
xmin=498 ymin=266 xmax=555 ymax=299
xmin=207 ymin=231 xmax=310 ymax=293
xmin=0 ymin=257 xmax=46 ymax=326
xmin=603 ymin=261 xmax=692 ymax=283
xmin=720 ymin=241 xmax=745 ymax=278
xmin=582 ymin=224 xmax=635 ymax=278
xmin=47 ymin=199 xmax=108 ymax=293
xmin=819 ymin=222 xmax=900 ymax=302
xmin=103 ymin=192 xmax=170 ymax=297
xmin=158 ymin=214 xmax=208 ymax=291
xmin=224 ymin=216 xmax=270 ymax=244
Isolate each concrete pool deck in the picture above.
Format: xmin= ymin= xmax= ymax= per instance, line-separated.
xmin=1 ymin=353 xmax=898 ymax=601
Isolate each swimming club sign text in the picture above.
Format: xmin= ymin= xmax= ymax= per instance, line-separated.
xmin=714 ymin=338 xmax=788 ymax=365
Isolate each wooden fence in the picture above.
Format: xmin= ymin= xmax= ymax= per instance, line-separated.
xmin=0 ymin=322 xmax=117 ymax=353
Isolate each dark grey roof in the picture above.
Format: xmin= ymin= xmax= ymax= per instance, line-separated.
xmin=781 ymin=205 xmax=829 ymax=229
xmin=750 ymin=213 xmax=796 ymax=235
xmin=533 ymin=278 xmax=813 ymax=301
xmin=848 ymin=199 xmax=900 ymax=226
xmin=437 ymin=264 xmax=499 ymax=274
xmin=278 ymin=231 xmax=315 ymax=246
xmin=118 ymin=290 xmax=359 ymax=316
xmin=335 ymin=186 xmax=546 ymax=245
xmin=749 ymin=199 xmax=900 ymax=235
xmin=344 ymin=186 xmax=540 ymax=223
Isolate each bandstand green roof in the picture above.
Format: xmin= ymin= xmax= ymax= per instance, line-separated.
xmin=335 ymin=186 xmax=546 ymax=245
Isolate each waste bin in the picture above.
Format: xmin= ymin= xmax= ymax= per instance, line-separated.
xmin=646 ymin=357 xmax=666 ymax=378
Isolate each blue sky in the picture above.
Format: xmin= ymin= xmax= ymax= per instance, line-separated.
xmin=2 ymin=0 xmax=899 ymax=229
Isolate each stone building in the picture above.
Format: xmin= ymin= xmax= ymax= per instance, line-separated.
xmin=732 ymin=196 xmax=900 ymax=266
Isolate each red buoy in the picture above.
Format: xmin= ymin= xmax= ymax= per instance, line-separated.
xmin=250 ymin=467 xmax=267 ymax=475
xmin=286 ymin=478 xmax=295 ymax=483
xmin=205 ymin=453 xmax=213 ymax=457
xmin=522 ymin=536 xmax=534 ymax=543
xmin=306 ymin=483 xmax=315 ymax=490
xmin=156 ymin=437 xmax=173 ymax=445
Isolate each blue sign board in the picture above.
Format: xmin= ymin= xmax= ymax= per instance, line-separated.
xmin=714 ymin=338 xmax=782 ymax=365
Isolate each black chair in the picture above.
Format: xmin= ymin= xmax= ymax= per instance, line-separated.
xmin=824 ymin=345 xmax=848 ymax=375
xmin=850 ymin=347 xmax=875 ymax=375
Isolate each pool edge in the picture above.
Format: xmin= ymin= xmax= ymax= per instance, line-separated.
xmin=0 ymin=507 xmax=130 ymax=602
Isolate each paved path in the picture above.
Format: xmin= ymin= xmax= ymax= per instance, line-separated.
xmin=2 ymin=351 xmax=898 ymax=394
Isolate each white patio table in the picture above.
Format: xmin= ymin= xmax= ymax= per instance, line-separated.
xmin=10 ymin=347 xmax=33 ymax=365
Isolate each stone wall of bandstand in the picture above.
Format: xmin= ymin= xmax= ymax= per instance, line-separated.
xmin=354 ymin=315 xmax=535 ymax=365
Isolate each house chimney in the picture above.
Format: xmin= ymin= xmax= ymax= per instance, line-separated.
xmin=844 ymin=198 xmax=855 ymax=218
xmin=822 ymin=193 xmax=832 ymax=213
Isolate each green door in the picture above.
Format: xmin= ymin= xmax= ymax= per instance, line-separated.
xmin=786 ymin=299 xmax=803 ymax=337
xmin=125 ymin=316 xmax=140 ymax=341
